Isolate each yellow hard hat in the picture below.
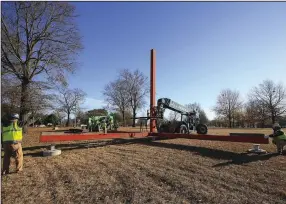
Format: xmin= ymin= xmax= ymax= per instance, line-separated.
xmin=11 ymin=113 xmax=19 ymax=120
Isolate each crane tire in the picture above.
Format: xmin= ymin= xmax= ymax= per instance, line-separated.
xmin=196 ymin=124 xmax=208 ymax=134
xmin=179 ymin=124 xmax=188 ymax=134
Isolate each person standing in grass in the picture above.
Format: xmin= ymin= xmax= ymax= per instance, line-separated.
xmin=269 ymin=123 xmax=286 ymax=155
xmin=1 ymin=113 xmax=23 ymax=175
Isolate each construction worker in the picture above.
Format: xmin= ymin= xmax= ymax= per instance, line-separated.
xmin=1 ymin=113 xmax=23 ymax=175
xmin=269 ymin=123 xmax=286 ymax=155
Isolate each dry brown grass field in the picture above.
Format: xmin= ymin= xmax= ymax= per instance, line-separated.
xmin=1 ymin=127 xmax=286 ymax=204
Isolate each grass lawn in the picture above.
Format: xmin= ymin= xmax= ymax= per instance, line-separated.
xmin=1 ymin=127 xmax=285 ymax=204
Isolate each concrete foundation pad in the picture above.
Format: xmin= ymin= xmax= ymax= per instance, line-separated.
xmin=43 ymin=149 xmax=61 ymax=157
xmin=247 ymin=144 xmax=267 ymax=154
xmin=43 ymin=145 xmax=62 ymax=157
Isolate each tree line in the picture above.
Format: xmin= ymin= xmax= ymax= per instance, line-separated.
xmin=211 ymin=80 xmax=286 ymax=128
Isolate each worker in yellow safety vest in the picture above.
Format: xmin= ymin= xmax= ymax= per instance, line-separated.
xmin=1 ymin=113 xmax=23 ymax=175
xmin=269 ymin=123 xmax=286 ymax=155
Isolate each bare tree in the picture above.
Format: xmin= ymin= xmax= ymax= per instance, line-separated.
xmin=87 ymin=109 xmax=108 ymax=117
xmin=209 ymin=116 xmax=227 ymax=127
xmin=249 ymin=80 xmax=286 ymax=124
xmin=1 ymin=76 xmax=21 ymax=114
xmin=186 ymin=102 xmax=209 ymax=124
xmin=244 ymin=100 xmax=257 ymax=127
xmin=1 ymin=2 xmax=82 ymax=131
xmin=119 ymin=69 xmax=149 ymax=127
xmin=186 ymin=102 xmax=201 ymax=111
xmin=103 ymin=79 xmax=130 ymax=126
xmin=74 ymin=107 xmax=89 ymax=126
xmin=232 ymin=110 xmax=245 ymax=128
xmin=28 ymin=81 xmax=54 ymax=113
xmin=168 ymin=111 xmax=180 ymax=121
xmin=55 ymin=85 xmax=86 ymax=126
xmin=244 ymin=99 xmax=268 ymax=127
xmin=213 ymin=89 xmax=243 ymax=128
xmin=53 ymin=109 xmax=66 ymax=126
xmin=1 ymin=75 xmax=54 ymax=126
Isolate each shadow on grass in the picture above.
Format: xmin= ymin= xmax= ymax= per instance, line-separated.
xmin=22 ymin=138 xmax=280 ymax=166
xmin=136 ymin=141 xmax=280 ymax=166
xmin=23 ymin=145 xmax=49 ymax=151
xmin=24 ymin=151 xmax=44 ymax=157
xmin=212 ymin=153 xmax=280 ymax=167
xmin=23 ymin=138 xmax=151 ymax=157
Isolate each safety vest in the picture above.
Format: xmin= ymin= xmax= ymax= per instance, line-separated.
xmin=2 ymin=123 xmax=23 ymax=142
xmin=273 ymin=131 xmax=286 ymax=143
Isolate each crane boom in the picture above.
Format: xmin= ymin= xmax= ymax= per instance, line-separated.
xmin=157 ymin=98 xmax=189 ymax=114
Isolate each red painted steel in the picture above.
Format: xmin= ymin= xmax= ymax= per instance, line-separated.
xmin=150 ymin=49 xmax=156 ymax=133
xmin=40 ymin=132 xmax=149 ymax=142
xmin=150 ymin=133 xmax=269 ymax=144
xmin=40 ymin=131 xmax=268 ymax=144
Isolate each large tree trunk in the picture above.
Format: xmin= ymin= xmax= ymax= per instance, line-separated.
xmin=228 ymin=115 xmax=232 ymax=128
xmin=66 ymin=111 xmax=70 ymax=127
xmin=271 ymin=113 xmax=276 ymax=125
xmin=122 ymin=111 xmax=125 ymax=127
xmin=260 ymin=120 xmax=265 ymax=128
xmin=20 ymin=79 xmax=30 ymax=133
xmin=132 ymin=108 xmax=136 ymax=127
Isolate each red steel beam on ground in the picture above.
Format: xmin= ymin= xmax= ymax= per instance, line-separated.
xmin=40 ymin=132 xmax=269 ymax=144
xmin=40 ymin=132 xmax=149 ymax=143
xmin=150 ymin=49 xmax=156 ymax=133
xmin=149 ymin=133 xmax=269 ymax=144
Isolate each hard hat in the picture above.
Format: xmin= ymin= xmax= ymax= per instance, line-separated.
xmin=11 ymin=113 xmax=19 ymax=120
xmin=272 ymin=123 xmax=281 ymax=130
